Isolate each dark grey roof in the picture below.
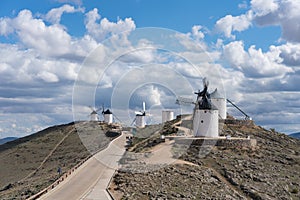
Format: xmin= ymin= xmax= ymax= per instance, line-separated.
xmin=103 ymin=109 xmax=112 ymax=114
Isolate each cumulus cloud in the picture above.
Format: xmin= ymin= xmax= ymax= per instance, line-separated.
xmin=251 ymin=0 xmax=279 ymax=16
xmin=223 ymin=41 xmax=293 ymax=78
xmin=1 ymin=9 xmax=72 ymax=57
xmin=278 ymin=43 xmax=300 ymax=66
xmin=37 ymin=71 xmax=59 ymax=83
xmin=252 ymin=0 xmax=300 ymax=43
xmin=45 ymin=4 xmax=84 ymax=24
xmin=84 ymin=8 xmax=136 ymax=42
xmin=215 ymin=11 xmax=253 ymax=39
xmin=216 ymin=0 xmax=300 ymax=43
xmin=0 ymin=17 xmax=14 ymax=36
xmin=215 ymin=0 xmax=300 ymax=43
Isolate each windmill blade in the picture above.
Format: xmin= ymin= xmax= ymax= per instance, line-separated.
xmin=203 ymin=77 xmax=209 ymax=87
xmin=191 ymin=104 xmax=197 ymax=129
xmin=89 ymin=106 xmax=95 ymax=111
xmin=130 ymin=117 xmax=137 ymax=126
xmin=112 ymin=113 xmax=122 ymax=123
xmin=142 ymin=101 xmax=146 ymax=112
xmin=95 ymin=107 xmax=102 ymax=112
xmin=176 ymin=96 xmax=195 ymax=105
xmin=101 ymin=103 xmax=105 ymax=114
xmin=135 ymin=111 xmax=144 ymax=115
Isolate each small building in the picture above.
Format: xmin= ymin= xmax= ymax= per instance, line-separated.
xmin=135 ymin=113 xmax=145 ymax=128
xmin=103 ymin=109 xmax=113 ymax=124
xmin=162 ymin=110 xmax=174 ymax=123
xmin=90 ymin=110 xmax=99 ymax=121
xmin=210 ymin=88 xmax=227 ymax=119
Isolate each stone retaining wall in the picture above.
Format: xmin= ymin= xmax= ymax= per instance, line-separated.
xmin=170 ymin=137 xmax=256 ymax=148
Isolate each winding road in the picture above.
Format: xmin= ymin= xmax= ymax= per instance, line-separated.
xmin=40 ymin=132 xmax=127 ymax=200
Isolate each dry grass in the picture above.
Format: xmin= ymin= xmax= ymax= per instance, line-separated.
xmin=0 ymin=121 xmax=119 ymax=199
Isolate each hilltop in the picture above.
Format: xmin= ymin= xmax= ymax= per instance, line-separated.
xmin=0 ymin=121 xmax=120 ymax=200
xmin=1 ymin=118 xmax=299 ymax=200
xmin=109 ymin=118 xmax=300 ymax=200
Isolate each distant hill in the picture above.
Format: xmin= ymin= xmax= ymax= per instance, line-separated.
xmin=0 ymin=137 xmax=18 ymax=145
xmin=289 ymin=132 xmax=300 ymax=139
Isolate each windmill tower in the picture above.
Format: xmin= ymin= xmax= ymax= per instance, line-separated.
xmin=132 ymin=102 xmax=149 ymax=128
xmin=210 ymin=88 xmax=227 ymax=119
xmin=88 ymin=106 xmax=101 ymax=121
xmin=162 ymin=110 xmax=174 ymax=123
xmin=102 ymin=107 xmax=113 ymax=124
xmin=193 ymin=78 xmax=219 ymax=137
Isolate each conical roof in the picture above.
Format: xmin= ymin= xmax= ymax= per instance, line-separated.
xmin=103 ymin=109 xmax=112 ymax=114
xmin=210 ymin=88 xmax=224 ymax=99
xmin=91 ymin=110 xmax=97 ymax=114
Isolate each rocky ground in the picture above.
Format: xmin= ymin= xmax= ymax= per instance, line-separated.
xmin=110 ymin=119 xmax=300 ymax=200
xmin=0 ymin=121 xmax=120 ymax=200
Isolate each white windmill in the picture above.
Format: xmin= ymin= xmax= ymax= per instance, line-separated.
xmin=162 ymin=110 xmax=174 ymax=123
xmin=101 ymin=104 xmax=123 ymax=124
xmin=88 ymin=106 xmax=101 ymax=121
xmin=102 ymin=106 xmax=113 ymax=124
xmin=176 ymin=78 xmax=219 ymax=138
xmin=210 ymin=88 xmax=227 ymax=119
xmin=131 ymin=101 xmax=150 ymax=128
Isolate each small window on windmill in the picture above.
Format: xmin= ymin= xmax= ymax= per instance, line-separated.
xmin=201 ymin=120 xmax=204 ymax=123
xmin=204 ymin=111 xmax=207 ymax=113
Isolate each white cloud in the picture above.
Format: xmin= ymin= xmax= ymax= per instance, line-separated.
xmin=253 ymin=0 xmax=300 ymax=43
xmin=37 ymin=71 xmax=59 ymax=83
xmin=191 ymin=25 xmax=205 ymax=41
xmin=215 ymin=11 xmax=253 ymax=39
xmin=85 ymin=8 xmax=136 ymax=42
xmin=278 ymin=43 xmax=300 ymax=66
xmin=136 ymin=85 xmax=162 ymax=106
xmin=223 ymin=41 xmax=293 ymax=78
xmin=45 ymin=4 xmax=84 ymax=24
xmin=216 ymin=0 xmax=300 ymax=43
xmin=251 ymin=0 xmax=279 ymax=16
xmin=12 ymin=9 xmax=71 ymax=57
xmin=238 ymin=1 xmax=248 ymax=9
xmin=0 ymin=17 xmax=14 ymax=36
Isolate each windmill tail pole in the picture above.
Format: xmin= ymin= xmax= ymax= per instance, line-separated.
xmin=113 ymin=113 xmax=122 ymax=123
xmin=227 ymin=99 xmax=251 ymax=120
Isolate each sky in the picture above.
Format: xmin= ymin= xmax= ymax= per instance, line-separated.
xmin=0 ymin=0 xmax=300 ymax=138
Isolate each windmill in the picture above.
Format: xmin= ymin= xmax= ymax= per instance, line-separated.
xmin=176 ymin=77 xmax=219 ymax=137
xmin=88 ymin=106 xmax=101 ymax=121
xmin=101 ymin=104 xmax=123 ymax=124
xmin=131 ymin=101 xmax=150 ymax=128
xmin=101 ymin=104 xmax=113 ymax=124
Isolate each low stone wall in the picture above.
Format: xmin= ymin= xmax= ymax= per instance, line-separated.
xmin=224 ymin=119 xmax=254 ymax=126
xmin=170 ymin=137 xmax=256 ymax=148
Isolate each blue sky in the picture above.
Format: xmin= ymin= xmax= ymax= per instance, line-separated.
xmin=0 ymin=0 xmax=300 ymax=138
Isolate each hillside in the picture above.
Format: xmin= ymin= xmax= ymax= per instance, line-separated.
xmin=109 ymin=119 xmax=300 ymax=200
xmin=0 ymin=121 xmax=120 ymax=200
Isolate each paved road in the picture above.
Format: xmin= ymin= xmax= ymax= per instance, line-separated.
xmin=40 ymin=132 xmax=127 ymax=200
